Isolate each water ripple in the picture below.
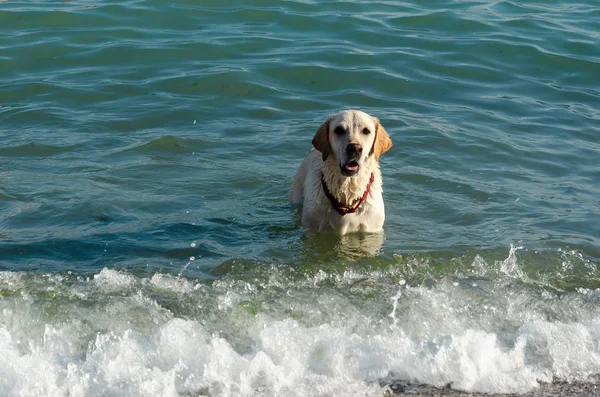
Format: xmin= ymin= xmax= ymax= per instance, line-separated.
xmin=1 ymin=0 xmax=598 ymax=263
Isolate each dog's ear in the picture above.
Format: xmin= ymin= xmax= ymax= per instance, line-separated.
xmin=312 ymin=118 xmax=331 ymax=161
xmin=372 ymin=118 xmax=393 ymax=161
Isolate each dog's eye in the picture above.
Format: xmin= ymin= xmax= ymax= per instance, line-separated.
xmin=362 ymin=128 xmax=371 ymax=135
xmin=334 ymin=126 xmax=346 ymax=135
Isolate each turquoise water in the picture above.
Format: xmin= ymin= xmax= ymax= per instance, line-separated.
xmin=1 ymin=1 xmax=599 ymax=396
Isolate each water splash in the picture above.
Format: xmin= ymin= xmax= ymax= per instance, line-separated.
xmin=389 ymin=279 xmax=406 ymax=328
xmin=499 ymin=244 xmax=526 ymax=279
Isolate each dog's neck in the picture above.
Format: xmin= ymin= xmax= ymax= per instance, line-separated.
xmin=321 ymin=157 xmax=381 ymax=207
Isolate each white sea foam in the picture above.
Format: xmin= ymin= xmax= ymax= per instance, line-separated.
xmin=0 ymin=254 xmax=599 ymax=397
xmin=148 ymin=273 xmax=197 ymax=294
xmin=93 ymin=268 xmax=136 ymax=291
xmin=0 ymin=312 xmax=597 ymax=396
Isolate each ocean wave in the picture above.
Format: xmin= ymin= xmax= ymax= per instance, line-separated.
xmin=0 ymin=248 xmax=599 ymax=396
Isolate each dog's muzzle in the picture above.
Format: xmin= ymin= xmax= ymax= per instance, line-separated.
xmin=341 ymin=143 xmax=363 ymax=176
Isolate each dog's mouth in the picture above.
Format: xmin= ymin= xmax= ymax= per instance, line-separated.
xmin=341 ymin=160 xmax=360 ymax=176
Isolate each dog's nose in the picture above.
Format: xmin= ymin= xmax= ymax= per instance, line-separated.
xmin=346 ymin=143 xmax=363 ymax=156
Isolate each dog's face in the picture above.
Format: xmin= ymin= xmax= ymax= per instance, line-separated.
xmin=312 ymin=110 xmax=392 ymax=177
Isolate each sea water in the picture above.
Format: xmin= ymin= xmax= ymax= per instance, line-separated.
xmin=1 ymin=1 xmax=599 ymax=396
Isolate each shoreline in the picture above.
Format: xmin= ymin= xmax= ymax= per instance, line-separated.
xmin=383 ymin=379 xmax=600 ymax=396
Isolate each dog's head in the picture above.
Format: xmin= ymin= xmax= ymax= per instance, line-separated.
xmin=312 ymin=110 xmax=392 ymax=177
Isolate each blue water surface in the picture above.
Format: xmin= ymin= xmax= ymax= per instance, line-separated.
xmin=0 ymin=1 xmax=599 ymax=395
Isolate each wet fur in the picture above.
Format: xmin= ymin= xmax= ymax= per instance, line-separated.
xmin=290 ymin=110 xmax=392 ymax=234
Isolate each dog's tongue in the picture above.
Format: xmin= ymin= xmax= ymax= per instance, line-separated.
xmin=345 ymin=163 xmax=359 ymax=172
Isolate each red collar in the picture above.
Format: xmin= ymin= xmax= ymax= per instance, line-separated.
xmin=321 ymin=172 xmax=375 ymax=216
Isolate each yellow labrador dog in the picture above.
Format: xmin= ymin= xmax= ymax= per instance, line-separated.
xmin=290 ymin=110 xmax=392 ymax=234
